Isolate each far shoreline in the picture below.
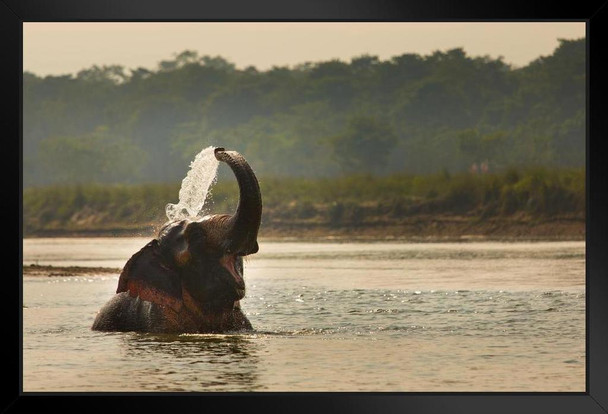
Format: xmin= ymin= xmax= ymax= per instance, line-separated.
xmin=22 ymin=215 xmax=585 ymax=243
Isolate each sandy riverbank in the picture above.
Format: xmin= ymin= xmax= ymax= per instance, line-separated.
xmin=23 ymin=264 xmax=121 ymax=277
xmin=24 ymin=214 xmax=585 ymax=242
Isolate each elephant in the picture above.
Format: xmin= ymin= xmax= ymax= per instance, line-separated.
xmin=91 ymin=147 xmax=261 ymax=333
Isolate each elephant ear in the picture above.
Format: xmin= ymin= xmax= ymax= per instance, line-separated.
xmin=116 ymin=239 xmax=183 ymax=309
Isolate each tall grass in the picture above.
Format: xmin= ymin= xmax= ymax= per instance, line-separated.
xmin=23 ymin=167 xmax=584 ymax=235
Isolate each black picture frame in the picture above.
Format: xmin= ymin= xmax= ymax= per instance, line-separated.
xmin=6 ymin=1 xmax=607 ymax=413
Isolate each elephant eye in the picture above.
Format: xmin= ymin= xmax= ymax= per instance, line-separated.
xmin=183 ymin=222 xmax=208 ymax=248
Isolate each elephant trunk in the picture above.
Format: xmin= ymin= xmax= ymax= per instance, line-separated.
xmin=214 ymin=147 xmax=262 ymax=256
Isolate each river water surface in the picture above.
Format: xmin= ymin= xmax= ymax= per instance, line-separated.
xmin=22 ymin=238 xmax=585 ymax=392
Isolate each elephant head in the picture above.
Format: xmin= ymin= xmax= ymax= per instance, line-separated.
xmin=92 ymin=148 xmax=262 ymax=333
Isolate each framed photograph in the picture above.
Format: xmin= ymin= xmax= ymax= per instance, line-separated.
xmin=9 ymin=1 xmax=608 ymax=413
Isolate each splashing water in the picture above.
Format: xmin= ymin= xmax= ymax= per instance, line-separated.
xmin=165 ymin=146 xmax=220 ymax=221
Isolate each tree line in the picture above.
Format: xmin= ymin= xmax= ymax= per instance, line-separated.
xmin=23 ymin=39 xmax=585 ymax=187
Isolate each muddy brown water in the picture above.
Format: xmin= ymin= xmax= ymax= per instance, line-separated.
xmin=22 ymin=238 xmax=585 ymax=392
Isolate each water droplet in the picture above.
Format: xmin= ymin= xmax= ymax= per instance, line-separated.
xmin=165 ymin=146 xmax=219 ymax=221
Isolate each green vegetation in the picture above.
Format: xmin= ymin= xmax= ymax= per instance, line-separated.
xmin=22 ymin=39 xmax=586 ymax=239
xmin=23 ymin=39 xmax=585 ymax=187
xmin=23 ymin=168 xmax=584 ymax=237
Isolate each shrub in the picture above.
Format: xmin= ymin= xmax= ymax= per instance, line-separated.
xmin=22 ymin=167 xmax=585 ymax=234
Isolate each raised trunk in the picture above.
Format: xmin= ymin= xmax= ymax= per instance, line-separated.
xmin=214 ymin=147 xmax=262 ymax=255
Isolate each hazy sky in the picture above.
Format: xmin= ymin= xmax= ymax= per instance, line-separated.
xmin=23 ymin=22 xmax=586 ymax=76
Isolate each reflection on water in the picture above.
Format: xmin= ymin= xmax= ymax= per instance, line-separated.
xmin=120 ymin=333 xmax=263 ymax=391
xmin=22 ymin=239 xmax=585 ymax=392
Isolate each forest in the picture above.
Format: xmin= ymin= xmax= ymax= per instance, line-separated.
xmin=23 ymin=38 xmax=585 ymax=186
xmin=22 ymin=38 xmax=585 ymax=238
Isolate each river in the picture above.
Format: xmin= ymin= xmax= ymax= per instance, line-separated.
xmin=22 ymin=238 xmax=585 ymax=392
